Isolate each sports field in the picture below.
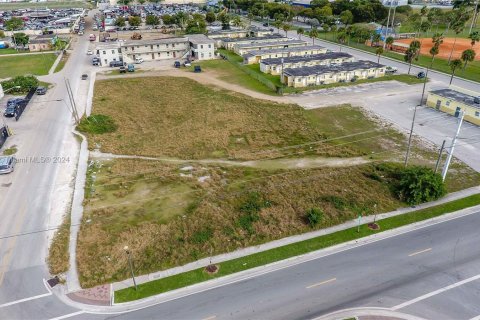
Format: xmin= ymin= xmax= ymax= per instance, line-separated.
xmin=397 ymin=37 xmax=480 ymax=60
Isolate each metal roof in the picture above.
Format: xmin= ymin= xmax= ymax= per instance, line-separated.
xmin=283 ymin=60 xmax=385 ymax=76
xmin=430 ymin=88 xmax=480 ymax=110
xmin=122 ymin=37 xmax=189 ymax=47
xmin=235 ymin=39 xmax=307 ymax=49
xmin=220 ymin=34 xmax=285 ymax=43
xmin=261 ymin=52 xmax=353 ymax=65
xmin=243 ymin=45 xmax=326 ymax=58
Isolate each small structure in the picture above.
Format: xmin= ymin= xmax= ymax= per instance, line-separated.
xmin=219 ymin=34 xmax=286 ymax=51
xmin=243 ymin=45 xmax=328 ymax=64
xmin=28 ymin=34 xmax=56 ymax=52
xmin=234 ymin=39 xmax=308 ymax=55
xmin=426 ymin=87 xmax=480 ymax=126
xmin=282 ymin=60 xmax=386 ymax=88
xmin=187 ymin=34 xmax=215 ymax=60
xmin=260 ymin=52 xmax=355 ymax=75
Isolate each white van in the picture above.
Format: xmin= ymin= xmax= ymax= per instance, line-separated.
xmin=135 ymin=57 xmax=144 ymax=64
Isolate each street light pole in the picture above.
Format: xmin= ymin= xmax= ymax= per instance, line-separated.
xmin=124 ymin=246 xmax=137 ymax=291
xmin=442 ymin=111 xmax=464 ymax=181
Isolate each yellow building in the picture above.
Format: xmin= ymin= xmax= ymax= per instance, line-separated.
xmin=426 ymin=87 xmax=480 ymax=126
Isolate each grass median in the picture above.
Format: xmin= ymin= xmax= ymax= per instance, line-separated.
xmin=115 ymin=193 xmax=480 ymax=303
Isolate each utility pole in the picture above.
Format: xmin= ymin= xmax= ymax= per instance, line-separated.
xmin=390 ymin=1 xmax=397 ymax=37
xmin=469 ymin=0 xmax=479 ymax=34
xmin=124 ymin=246 xmax=138 ymax=291
xmin=434 ymin=139 xmax=446 ymax=174
xmin=383 ymin=2 xmax=392 ymax=50
xmin=404 ymin=104 xmax=419 ymax=167
xmin=442 ymin=111 xmax=464 ymax=181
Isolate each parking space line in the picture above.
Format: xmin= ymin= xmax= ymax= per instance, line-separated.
xmin=0 ymin=292 xmax=52 ymax=308
xmin=201 ymin=316 xmax=217 ymax=320
xmin=408 ymin=248 xmax=432 ymax=257
xmin=49 ymin=311 xmax=85 ymax=320
xmin=306 ymin=278 xmax=336 ymax=289
xmin=392 ymin=273 xmax=480 ymax=310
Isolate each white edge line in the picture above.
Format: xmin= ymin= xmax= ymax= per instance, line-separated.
xmin=0 ymin=292 xmax=52 ymax=308
xmin=49 ymin=311 xmax=85 ymax=320
xmin=306 ymin=278 xmax=337 ymax=289
xmin=85 ymin=206 xmax=480 ymax=315
xmin=392 ymin=274 xmax=480 ymax=310
xmin=408 ymin=248 xmax=432 ymax=257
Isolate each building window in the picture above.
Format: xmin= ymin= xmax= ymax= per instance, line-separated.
xmin=208 ymin=44 xmax=211 ymax=48
xmin=446 ymin=101 xmax=450 ymax=106
xmin=166 ymin=44 xmax=169 ymax=48
xmin=172 ymin=44 xmax=175 ymax=48
xmin=201 ymin=53 xmax=204 ymax=58
xmin=111 ymin=50 xmax=115 ymax=54
xmin=201 ymin=45 xmax=203 ymax=49
xmin=476 ymin=111 xmax=480 ymax=117
xmin=103 ymin=50 xmax=106 ymax=54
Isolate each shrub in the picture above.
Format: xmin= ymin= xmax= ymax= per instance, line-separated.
xmin=1 ymin=75 xmax=39 ymax=94
xmin=191 ymin=228 xmax=213 ymax=244
xmin=237 ymin=191 xmax=270 ymax=234
xmin=305 ymin=208 xmax=323 ymax=227
xmin=77 ymin=114 xmax=118 ymax=134
xmin=396 ymin=166 xmax=446 ymax=205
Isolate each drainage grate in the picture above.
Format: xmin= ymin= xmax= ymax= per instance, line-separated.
xmin=47 ymin=276 xmax=60 ymax=288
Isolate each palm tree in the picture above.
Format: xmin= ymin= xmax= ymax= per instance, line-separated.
xmin=449 ymin=59 xmax=462 ymax=85
xmin=330 ymin=25 xmax=337 ymax=41
xmin=447 ymin=20 xmax=466 ymax=63
xmin=309 ymin=27 xmax=318 ymax=45
xmin=372 ymin=33 xmax=381 ymax=47
xmin=322 ymin=23 xmax=329 ymax=40
xmin=282 ymin=23 xmax=292 ymax=37
xmin=469 ymin=31 xmax=480 ymax=48
xmin=337 ymin=31 xmax=347 ymax=52
xmin=405 ymin=39 xmax=421 ymax=74
xmin=273 ymin=20 xmax=282 ymax=33
xmin=376 ymin=47 xmax=384 ymax=63
xmin=461 ymin=48 xmax=476 ymax=72
xmin=297 ymin=27 xmax=304 ymax=40
xmin=385 ymin=36 xmax=394 ymax=50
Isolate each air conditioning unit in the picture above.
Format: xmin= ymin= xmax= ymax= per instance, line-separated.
xmin=474 ymin=96 xmax=480 ymax=104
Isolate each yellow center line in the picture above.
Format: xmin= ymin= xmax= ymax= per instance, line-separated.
xmin=408 ymin=248 xmax=432 ymax=257
xmin=201 ymin=316 xmax=216 ymax=320
xmin=306 ymin=277 xmax=337 ymax=289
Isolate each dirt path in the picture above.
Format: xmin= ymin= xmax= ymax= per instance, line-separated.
xmin=90 ymin=150 xmax=370 ymax=169
xmin=95 ymin=69 xmax=290 ymax=103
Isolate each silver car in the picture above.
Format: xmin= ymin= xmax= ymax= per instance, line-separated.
xmin=0 ymin=156 xmax=15 ymax=174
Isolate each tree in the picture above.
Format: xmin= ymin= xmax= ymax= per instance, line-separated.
xmin=321 ymin=23 xmax=329 ymax=39
xmin=128 ymin=16 xmax=141 ymax=27
xmin=206 ymin=11 xmax=216 ymax=24
xmin=385 ymin=36 xmax=394 ymax=50
xmin=273 ymin=20 xmax=283 ymax=33
xmin=0 ymin=30 xmax=5 ymax=39
xmin=396 ymin=166 xmax=446 ymax=205
xmin=5 ymin=17 xmax=24 ymax=31
xmin=186 ymin=14 xmax=207 ymax=34
xmin=469 ymin=31 xmax=480 ymax=48
xmin=174 ymin=12 xmax=189 ymax=30
xmin=404 ymin=40 xmax=421 ymax=74
xmin=449 ymin=59 xmax=462 ymax=85
xmin=282 ymin=23 xmax=291 ymax=37
xmin=146 ymin=15 xmax=160 ymax=27
xmin=309 ymin=27 xmax=318 ymax=45
xmin=219 ymin=13 xmax=231 ymax=30
xmin=231 ymin=15 xmax=243 ymax=28
xmin=447 ymin=9 xmax=470 ymax=63
xmin=376 ymin=47 xmax=384 ymax=63
xmin=162 ymin=14 xmax=175 ymax=25
xmin=138 ymin=0 xmax=145 ymax=4
xmin=461 ymin=48 xmax=476 ymax=72
xmin=337 ymin=31 xmax=347 ymax=51
xmin=339 ymin=10 xmax=353 ymax=26
xmin=115 ymin=17 xmax=126 ymax=27
xmin=371 ymin=32 xmax=381 ymax=47
xmin=297 ymin=27 xmax=304 ymax=40
xmin=12 ymin=33 xmax=29 ymax=47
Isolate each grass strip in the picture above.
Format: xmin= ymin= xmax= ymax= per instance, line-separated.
xmin=115 ymin=193 xmax=480 ymax=303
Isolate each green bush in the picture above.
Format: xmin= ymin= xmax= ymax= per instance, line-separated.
xmin=77 ymin=114 xmax=118 ymax=134
xmin=1 ymin=75 xmax=39 ymax=94
xmin=191 ymin=228 xmax=213 ymax=244
xmin=306 ymin=208 xmax=323 ymax=227
xmin=396 ymin=166 xmax=446 ymax=205
xmin=237 ymin=191 xmax=270 ymax=234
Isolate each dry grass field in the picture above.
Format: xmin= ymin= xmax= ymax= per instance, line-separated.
xmin=77 ymin=76 xmax=480 ymax=288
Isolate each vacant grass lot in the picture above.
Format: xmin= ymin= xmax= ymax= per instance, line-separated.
xmin=0 ymin=53 xmax=57 ymax=78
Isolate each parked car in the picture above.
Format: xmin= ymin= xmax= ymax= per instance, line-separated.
xmin=87 ymin=50 xmax=93 ymax=55
xmin=36 ymin=86 xmax=47 ymax=95
xmin=119 ymin=66 xmax=126 ymax=73
xmin=385 ymin=66 xmax=397 ymax=74
xmin=0 ymin=156 xmax=15 ymax=174
xmin=109 ymin=60 xmax=124 ymax=67
xmin=4 ymin=105 xmax=17 ymax=117
xmin=134 ymin=57 xmax=144 ymax=64
xmin=417 ymin=71 xmax=426 ymax=79
xmin=127 ymin=64 xmax=135 ymax=72
xmin=78 ymin=30 xmax=84 ymax=35
xmin=7 ymin=98 xmax=25 ymax=107
xmin=174 ymin=61 xmax=181 ymax=68
xmin=194 ymin=65 xmax=202 ymax=73
xmin=81 ymin=74 xmax=88 ymax=80
xmin=183 ymin=60 xmax=191 ymax=67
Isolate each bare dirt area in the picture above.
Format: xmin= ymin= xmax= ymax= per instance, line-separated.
xmin=396 ymin=37 xmax=480 ymax=60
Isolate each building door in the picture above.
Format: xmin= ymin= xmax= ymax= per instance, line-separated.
xmin=455 ymin=107 xmax=461 ymax=117
xmin=435 ymin=100 xmax=441 ymax=110
xmin=152 ymin=53 xmax=155 ymax=60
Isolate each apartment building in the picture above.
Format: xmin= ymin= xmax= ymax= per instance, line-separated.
xmin=96 ymin=42 xmax=122 ymax=66
xmin=188 ymin=34 xmax=215 ymax=60
xmin=243 ymin=45 xmax=328 ymax=64
xmin=120 ymin=37 xmax=190 ymax=63
xmin=260 ymin=52 xmax=355 ymax=75
xmin=282 ymin=61 xmax=386 ymax=88
xmin=427 ymin=87 xmax=480 ymax=126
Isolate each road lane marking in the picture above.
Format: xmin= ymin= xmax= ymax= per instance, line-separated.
xmin=0 ymin=292 xmax=52 ymax=308
xmin=469 ymin=315 xmax=480 ymax=320
xmin=306 ymin=278 xmax=336 ymax=289
xmin=201 ymin=316 xmax=217 ymax=320
xmin=408 ymin=248 xmax=432 ymax=257
xmin=392 ymin=273 xmax=480 ymax=310
xmin=49 ymin=311 xmax=85 ymax=320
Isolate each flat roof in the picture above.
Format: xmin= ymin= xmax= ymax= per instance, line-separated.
xmin=235 ymin=39 xmax=307 ymax=49
xmin=283 ymin=60 xmax=385 ymax=76
xmin=243 ymin=45 xmax=326 ymax=58
xmin=221 ymin=34 xmax=285 ymax=43
xmin=261 ymin=52 xmax=353 ymax=65
xmin=122 ymin=37 xmax=189 ymax=46
xmin=430 ymin=88 xmax=480 ymax=110
xmin=187 ymin=34 xmax=215 ymax=44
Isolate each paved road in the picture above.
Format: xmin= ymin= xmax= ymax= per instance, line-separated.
xmin=0 ymin=11 xmax=93 ymax=319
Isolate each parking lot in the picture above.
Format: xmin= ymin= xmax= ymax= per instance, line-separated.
xmin=0 ymin=7 xmax=84 ymax=31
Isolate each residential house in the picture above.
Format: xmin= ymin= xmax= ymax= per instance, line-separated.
xmin=28 ymin=34 xmax=56 ymax=52
xmin=187 ymin=34 xmax=215 ymax=60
